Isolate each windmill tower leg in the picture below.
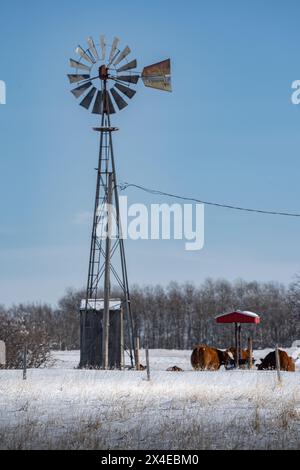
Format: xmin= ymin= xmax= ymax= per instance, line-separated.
xmin=108 ymin=126 xmax=135 ymax=367
xmin=102 ymin=172 xmax=113 ymax=370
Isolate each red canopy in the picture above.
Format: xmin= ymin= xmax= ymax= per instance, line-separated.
xmin=216 ymin=310 xmax=260 ymax=324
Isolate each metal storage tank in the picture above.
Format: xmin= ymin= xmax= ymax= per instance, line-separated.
xmin=79 ymin=299 xmax=124 ymax=369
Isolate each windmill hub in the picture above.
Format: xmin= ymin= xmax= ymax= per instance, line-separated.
xmin=99 ymin=65 xmax=109 ymax=81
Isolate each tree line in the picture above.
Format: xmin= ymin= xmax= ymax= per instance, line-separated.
xmin=0 ymin=277 xmax=299 ymax=368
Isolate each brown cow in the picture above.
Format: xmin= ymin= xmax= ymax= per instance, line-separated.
xmin=256 ymin=350 xmax=295 ymax=372
xmin=226 ymin=347 xmax=255 ymax=367
xmin=227 ymin=347 xmax=250 ymax=361
xmin=191 ymin=345 xmax=234 ymax=371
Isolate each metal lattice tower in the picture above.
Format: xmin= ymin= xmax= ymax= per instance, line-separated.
xmin=67 ymin=35 xmax=171 ymax=369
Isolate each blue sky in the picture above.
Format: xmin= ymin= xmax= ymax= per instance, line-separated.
xmin=0 ymin=0 xmax=300 ymax=305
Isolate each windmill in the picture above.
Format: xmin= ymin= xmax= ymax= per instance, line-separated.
xmin=68 ymin=35 xmax=171 ymax=369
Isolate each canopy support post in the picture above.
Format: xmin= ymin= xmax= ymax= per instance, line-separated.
xmin=238 ymin=323 xmax=242 ymax=367
xmin=235 ymin=322 xmax=240 ymax=369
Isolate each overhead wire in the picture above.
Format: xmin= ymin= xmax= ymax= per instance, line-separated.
xmin=119 ymin=182 xmax=300 ymax=218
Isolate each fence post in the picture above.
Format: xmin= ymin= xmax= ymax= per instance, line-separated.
xmin=248 ymin=337 xmax=253 ymax=370
xmin=0 ymin=341 xmax=6 ymax=367
xmin=136 ymin=337 xmax=140 ymax=371
xmin=23 ymin=345 xmax=27 ymax=381
xmin=275 ymin=344 xmax=282 ymax=384
xmin=146 ymin=348 xmax=150 ymax=381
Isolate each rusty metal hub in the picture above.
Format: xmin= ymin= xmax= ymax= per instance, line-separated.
xmin=99 ymin=65 xmax=109 ymax=81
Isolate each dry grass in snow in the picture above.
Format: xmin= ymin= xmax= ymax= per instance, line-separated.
xmin=0 ymin=349 xmax=299 ymax=450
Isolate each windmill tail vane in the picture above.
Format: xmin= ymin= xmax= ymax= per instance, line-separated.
xmin=67 ymin=35 xmax=172 ymax=370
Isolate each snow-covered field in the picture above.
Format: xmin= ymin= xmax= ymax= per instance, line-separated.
xmin=0 ymin=348 xmax=300 ymax=450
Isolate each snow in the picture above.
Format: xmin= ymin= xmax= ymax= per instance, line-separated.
xmin=80 ymin=299 xmax=121 ymax=311
xmin=237 ymin=310 xmax=260 ymax=317
xmin=0 ymin=348 xmax=299 ymax=450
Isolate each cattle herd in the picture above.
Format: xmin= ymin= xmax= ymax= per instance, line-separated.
xmin=190 ymin=345 xmax=295 ymax=372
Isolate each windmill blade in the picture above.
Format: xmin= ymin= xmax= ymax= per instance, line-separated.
xmin=104 ymin=90 xmax=116 ymax=114
xmin=142 ymin=59 xmax=172 ymax=92
xmin=92 ymin=90 xmax=103 ymax=114
xmin=76 ymin=45 xmax=95 ymax=64
xmin=100 ymin=34 xmax=106 ymax=60
xmin=86 ymin=50 xmax=96 ymax=63
xmin=80 ymin=87 xmax=97 ymax=110
xmin=70 ymin=59 xmax=91 ymax=72
xmin=110 ymin=87 xmax=128 ymax=110
xmin=113 ymin=46 xmax=131 ymax=66
xmin=108 ymin=37 xmax=120 ymax=65
xmin=116 ymin=59 xmax=137 ymax=73
xmin=71 ymin=81 xmax=93 ymax=98
xmin=117 ymin=75 xmax=139 ymax=84
xmin=115 ymin=82 xmax=136 ymax=99
xmin=87 ymin=37 xmax=99 ymax=61
xmin=67 ymin=74 xmax=90 ymax=84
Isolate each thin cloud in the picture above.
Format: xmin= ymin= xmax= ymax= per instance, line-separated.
xmin=72 ymin=211 xmax=92 ymax=225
